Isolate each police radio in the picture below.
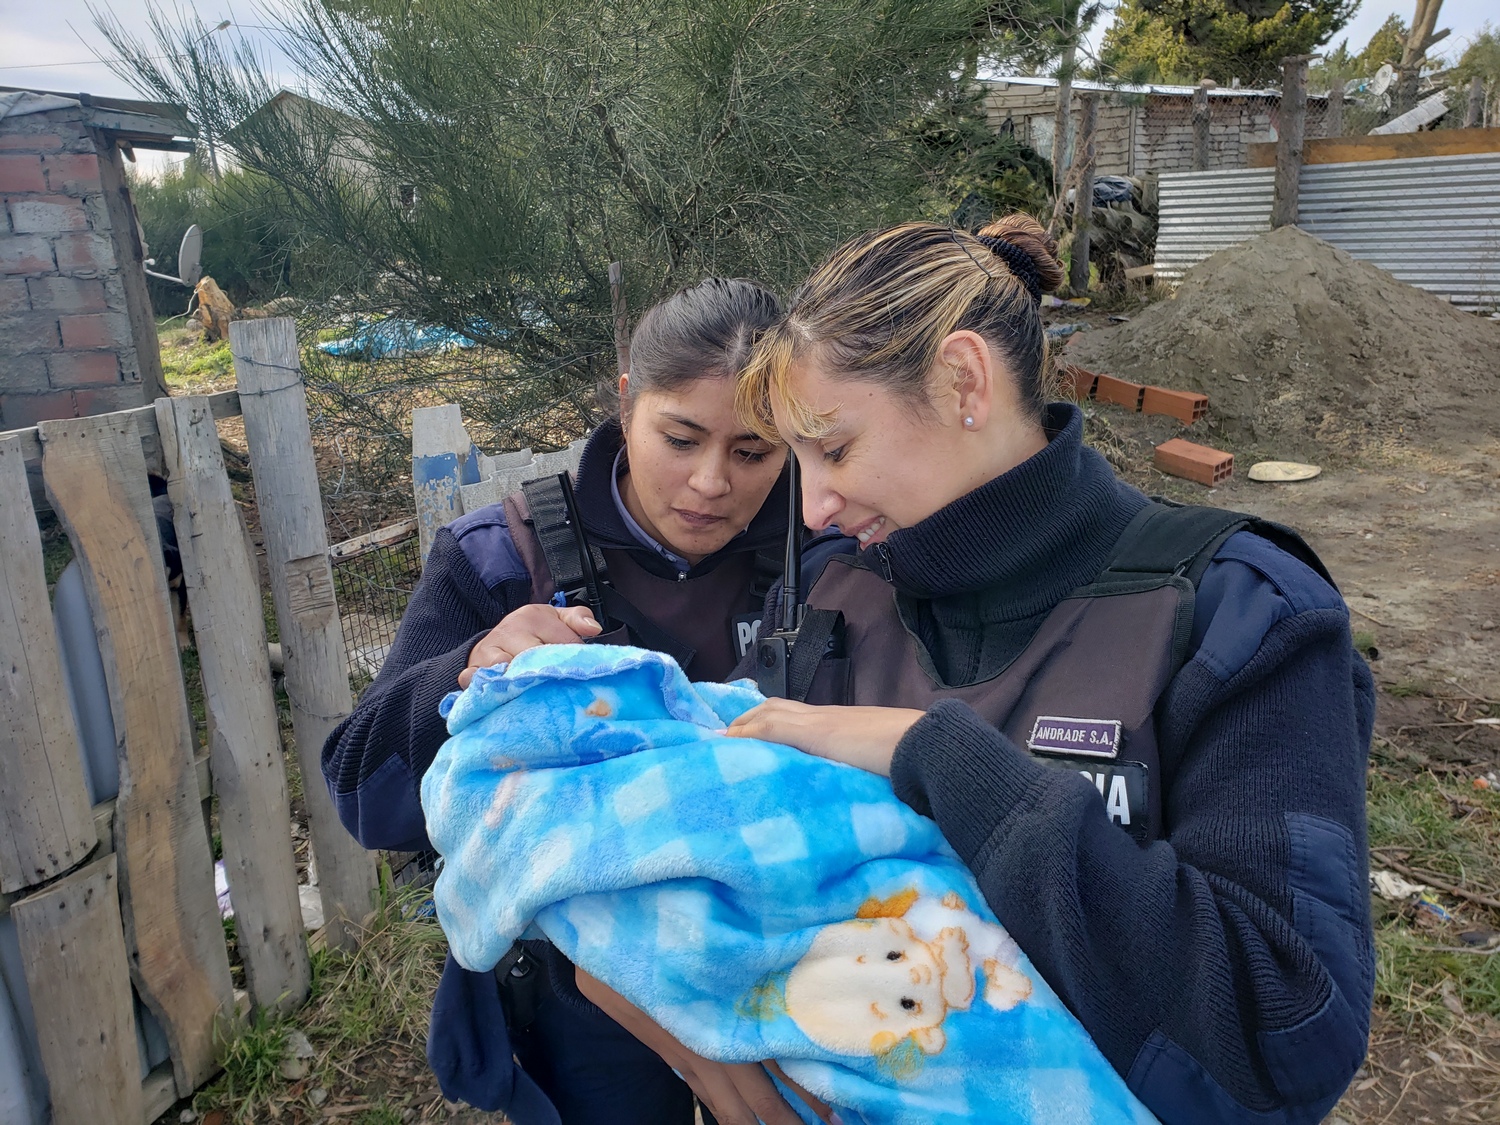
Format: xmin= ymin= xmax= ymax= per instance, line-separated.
xmin=755 ymin=454 xmax=803 ymax=698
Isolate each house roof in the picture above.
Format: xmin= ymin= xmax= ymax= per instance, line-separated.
xmin=980 ymin=74 xmax=1332 ymax=102
xmin=0 ymin=85 xmax=196 ymax=150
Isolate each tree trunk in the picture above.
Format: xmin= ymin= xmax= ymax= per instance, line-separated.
xmin=1395 ymin=0 xmax=1448 ymax=116
xmin=1048 ymin=34 xmax=1078 ymax=237
xmin=1069 ymin=95 xmax=1098 ymax=296
xmin=1271 ymin=56 xmax=1309 ymax=230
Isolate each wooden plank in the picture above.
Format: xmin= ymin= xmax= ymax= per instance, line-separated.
xmin=2 ymin=388 xmax=242 ymax=468
xmin=0 ymin=436 xmax=97 ymax=893
xmin=411 ymin=404 xmax=477 ymax=561
xmin=1247 ymin=125 xmax=1500 ymax=168
xmin=38 ymin=412 xmax=233 ymax=1096
xmin=12 ymin=855 xmax=143 ymax=1125
xmin=230 ymin=318 xmax=377 ymax=952
xmin=157 ymin=395 xmax=311 ymax=1016
xmin=329 ymin=517 xmax=419 ymax=561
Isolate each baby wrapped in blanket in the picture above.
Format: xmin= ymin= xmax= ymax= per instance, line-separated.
xmin=422 ymin=644 xmax=1158 ymax=1125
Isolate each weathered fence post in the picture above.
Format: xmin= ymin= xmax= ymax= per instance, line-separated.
xmin=231 ymin=318 xmax=378 ymax=952
xmin=1069 ymin=94 xmax=1098 ymax=296
xmin=12 ymin=855 xmax=141 ymax=1125
xmin=38 ymin=412 xmax=234 ymax=1096
xmin=1325 ymin=70 xmax=1344 ymax=138
xmin=1191 ymin=81 xmax=1212 ymax=171
xmin=157 ymin=395 xmax=312 ymax=1014
xmin=609 ymin=261 xmax=631 ymax=376
xmin=1271 ymin=55 xmax=1311 ymax=230
xmin=412 ymin=404 xmax=479 ymax=564
xmin=0 ymin=435 xmax=97 ymax=894
xmin=1467 ymin=76 xmax=1486 ymax=128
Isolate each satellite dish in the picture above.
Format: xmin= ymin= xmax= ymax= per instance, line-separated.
xmin=1370 ymin=63 xmax=1396 ymax=97
xmin=178 ymin=224 xmax=203 ymax=287
xmin=143 ymin=223 xmax=203 ymax=288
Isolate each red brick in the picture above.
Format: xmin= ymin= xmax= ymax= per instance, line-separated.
xmin=0 ymin=235 xmax=55 ymax=275
xmin=1154 ymin=438 xmax=1234 ymax=486
xmin=47 ymin=350 xmax=120 ymax=387
xmin=42 ymin=153 xmax=101 ymax=194
xmin=1055 ymin=363 xmax=1099 ymax=402
xmin=26 ymin=275 xmax=104 ymax=312
xmin=0 ymin=390 xmax=78 ymax=428
xmin=0 ymin=134 xmax=65 ymax=153
xmin=1141 ymin=386 xmax=1208 ymax=424
xmin=7 ymin=195 xmax=90 ymax=234
xmin=0 ymin=155 xmax=46 ymax=194
xmin=52 ymin=231 xmax=114 ymax=273
xmin=58 ymin=313 xmax=116 ymax=350
xmin=70 ymin=384 xmax=145 ymax=415
xmin=0 ymin=278 xmax=29 ymax=313
xmin=1093 ymin=373 xmax=1146 ymax=412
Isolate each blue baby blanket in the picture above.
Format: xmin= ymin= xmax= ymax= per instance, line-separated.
xmin=422 ymin=644 xmax=1158 ymax=1125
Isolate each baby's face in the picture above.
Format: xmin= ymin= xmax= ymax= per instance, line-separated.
xmin=786 ymin=917 xmax=949 ymax=1053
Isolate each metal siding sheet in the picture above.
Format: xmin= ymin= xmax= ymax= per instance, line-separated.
xmin=1153 ymin=153 xmax=1500 ymax=309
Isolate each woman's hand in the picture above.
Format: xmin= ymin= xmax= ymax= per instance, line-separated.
xmin=459 ymin=603 xmax=602 ymax=688
xmin=574 ymin=968 xmax=836 ymax=1125
xmin=725 ymin=699 xmax=925 ymax=777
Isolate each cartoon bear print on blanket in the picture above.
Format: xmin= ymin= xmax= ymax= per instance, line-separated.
xmin=783 ymin=888 xmax=1033 ymax=1066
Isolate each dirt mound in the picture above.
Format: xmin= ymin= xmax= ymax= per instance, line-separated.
xmin=1065 ymin=226 xmax=1500 ymax=454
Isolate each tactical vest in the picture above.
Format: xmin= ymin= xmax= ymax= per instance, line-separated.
xmin=502 ymin=482 xmax=778 ymax=683
xmin=781 ymin=502 xmax=1331 ymax=844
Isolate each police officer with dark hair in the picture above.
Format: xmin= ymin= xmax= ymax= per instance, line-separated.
xmin=323 ymin=278 xmax=828 ymax=1125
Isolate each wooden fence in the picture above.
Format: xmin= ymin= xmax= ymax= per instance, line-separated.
xmin=0 ymin=318 xmax=377 ymax=1124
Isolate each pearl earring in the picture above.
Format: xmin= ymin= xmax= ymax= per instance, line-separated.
xmin=963 ymin=416 xmax=974 ymax=428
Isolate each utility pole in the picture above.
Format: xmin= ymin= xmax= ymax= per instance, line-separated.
xmin=1191 ymin=81 xmax=1212 ymax=171
xmin=1068 ymin=94 xmax=1097 ymax=296
xmin=1271 ymin=55 xmax=1311 ymax=230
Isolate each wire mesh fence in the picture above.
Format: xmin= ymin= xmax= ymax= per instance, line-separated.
xmin=328 ymin=518 xmax=422 ymax=688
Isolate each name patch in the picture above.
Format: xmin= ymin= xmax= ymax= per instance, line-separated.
xmin=1027 ymin=716 xmax=1122 ymax=759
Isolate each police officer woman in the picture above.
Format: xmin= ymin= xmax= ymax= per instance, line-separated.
xmin=321 ymin=278 xmax=807 ymax=1125
xmin=580 ymin=216 xmax=1376 ymax=1125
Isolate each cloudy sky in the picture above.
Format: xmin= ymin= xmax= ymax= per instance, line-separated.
xmin=0 ymin=0 xmax=1492 ymax=159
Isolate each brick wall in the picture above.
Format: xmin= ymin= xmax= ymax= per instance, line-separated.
xmin=0 ymin=107 xmax=148 ymax=430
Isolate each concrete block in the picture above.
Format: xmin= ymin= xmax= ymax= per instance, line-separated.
xmin=58 ymin=312 xmax=119 ymax=350
xmin=1093 ymin=373 xmax=1146 ymax=412
xmin=0 ymin=277 xmax=29 ymax=312
xmin=0 ymin=312 xmax=62 ymax=353
xmin=42 ymin=153 xmax=102 ymax=194
xmin=0 ymin=234 xmax=56 ymax=275
xmin=0 ymin=134 xmax=65 ymax=153
xmin=47 ymin=350 xmax=120 ymax=387
xmin=1154 ymin=438 xmax=1233 ymax=486
xmin=27 ymin=275 xmax=105 ymax=312
xmin=52 ymin=231 xmax=114 ymax=274
xmin=1 ymin=355 xmax=50 ymax=392
xmin=1141 ymin=386 xmax=1208 ymax=424
xmin=7 ymin=194 xmax=90 ymax=234
xmin=0 ymin=155 xmax=46 ymax=194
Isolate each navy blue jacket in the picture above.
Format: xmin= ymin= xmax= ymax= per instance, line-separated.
xmin=876 ymin=406 xmax=1375 ymax=1125
xmin=321 ymin=422 xmax=794 ymax=1113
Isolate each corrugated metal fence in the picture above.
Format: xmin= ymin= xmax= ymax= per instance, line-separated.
xmin=1155 ymin=152 xmax=1500 ymax=310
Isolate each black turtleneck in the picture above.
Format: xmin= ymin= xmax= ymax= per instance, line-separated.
xmin=876 ymin=404 xmax=1148 ymax=687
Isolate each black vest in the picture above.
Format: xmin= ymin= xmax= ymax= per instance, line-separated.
xmin=784 ymin=503 xmax=1331 ymax=844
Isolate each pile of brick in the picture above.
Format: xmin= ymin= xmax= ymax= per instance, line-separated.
xmin=1059 ymin=363 xmax=1233 ymax=486
xmin=1 ymin=120 xmax=151 ymax=429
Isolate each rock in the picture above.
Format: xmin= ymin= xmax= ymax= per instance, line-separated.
xmin=308 ymin=1088 xmax=328 ymax=1108
xmin=1483 ymin=620 xmax=1496 ymax=630
xmin=279 ymin=1029 xmax=315 ymax=1081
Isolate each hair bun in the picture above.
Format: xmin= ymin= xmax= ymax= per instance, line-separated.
xmin=976 ymin=215 xmax=1065 ymax=299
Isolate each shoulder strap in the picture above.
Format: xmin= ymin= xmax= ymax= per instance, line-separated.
xmin=519 ymin=474 xmax=611 ymax=600
xmin=1091 ymin=498 xmax=1334 ymax=592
